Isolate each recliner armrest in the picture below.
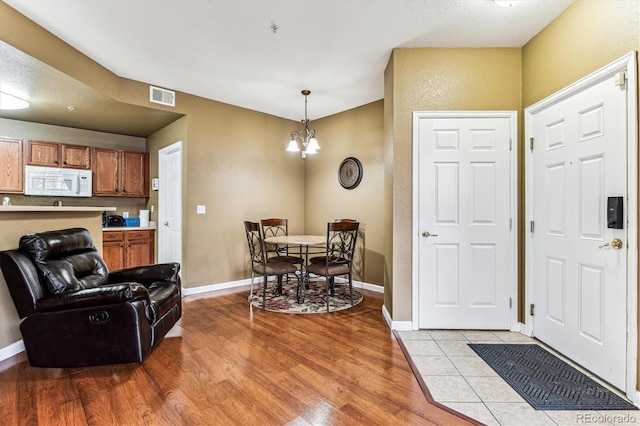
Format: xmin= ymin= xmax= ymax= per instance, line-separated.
xmin=108 ymin=263 xmax=180 ymax=286
xmin=35 ymin=283 xmax=149 ymax=312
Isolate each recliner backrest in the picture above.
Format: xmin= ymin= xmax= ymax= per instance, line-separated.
xmin=19 ymin=228 xmax=108 ymax=294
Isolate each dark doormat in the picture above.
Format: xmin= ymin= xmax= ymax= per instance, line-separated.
xmin=468 ymin=344 xmax=637 ymax=411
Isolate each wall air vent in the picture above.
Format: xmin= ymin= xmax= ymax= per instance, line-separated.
xmin=149 ymin=86 xmax=175 ymax=107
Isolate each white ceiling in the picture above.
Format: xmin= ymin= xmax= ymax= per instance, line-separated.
xmin=4 ymin=0 xmax=574 ymax=121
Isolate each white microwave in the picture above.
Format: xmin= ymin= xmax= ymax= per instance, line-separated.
xmin=24 ymin=165 xmax=92 ymax=197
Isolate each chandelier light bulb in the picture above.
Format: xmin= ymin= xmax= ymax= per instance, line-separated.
xmin=307 ymin=137 xmax=320 ymax=152
xmin=286 ymin=139 xmax=300 ymax=152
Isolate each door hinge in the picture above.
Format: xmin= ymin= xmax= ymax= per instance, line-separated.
xmin=509 ymin=138 xmax=512 ymax=151
xmin=615 ymin=70 xmax=627 ymax=87
xmin=530 ymin=303 xmax=535 ymax=316
xmin=509 ymin=298 xmax=512 ymax=309
xmin=509 ymin=218 xmax=513 ymax=230
xmin=530 ymin=221 xmax=535 ymax=233
xmin=530 ymin=137 xmax=534 ymax=152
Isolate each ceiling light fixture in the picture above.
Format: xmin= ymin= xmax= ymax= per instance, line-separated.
xmin=494 ymin=0 xmax=518 ymax=7
xmin=0 ymin=91 xmax=29 ymax=110
xmin=287 ymin=90 xmax=320 ymax=158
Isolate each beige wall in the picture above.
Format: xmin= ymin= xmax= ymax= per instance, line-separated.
xmin=385 ymin=48 xmax=522 ymax=321
xmin=523 ymin=0 xmax=639 ymax=108
xmin=384 ymin=52 xmax=395 ymax=313
xmin=304 ymin=101 xmax=385 ymax=286
xmin=180 ymin=96 xmax=305 ymax=287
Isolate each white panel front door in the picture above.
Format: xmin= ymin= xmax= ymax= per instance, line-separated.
xmin=530 ymin=71 xmax=628 ymax=389
xmin=416 ymin=114 xmax=515 ymax=329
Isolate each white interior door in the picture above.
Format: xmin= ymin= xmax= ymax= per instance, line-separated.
xmin=529 ymin=69 xmax=628 ymax=390
xmin=415 ymin=112 xmax=516 ymax=329
xmin=158 ymin=141 xmax=182 ymax=266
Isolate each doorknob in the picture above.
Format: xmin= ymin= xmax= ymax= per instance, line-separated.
xmin=599 ymin=238 xmax=623 ymax=249
xmin=164 ymin=221 xmax=169 ymax=227
xmin=422 ymin=231 xmax=438 ymax=238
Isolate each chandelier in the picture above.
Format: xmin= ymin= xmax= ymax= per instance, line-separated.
xmin=287 ymin=90 xmax=320 ymax=158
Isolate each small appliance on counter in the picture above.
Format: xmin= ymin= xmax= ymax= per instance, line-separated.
xmin=139 ymin=210 xmax=150 ymax=227
xmin=105 ymin=215 xmax=125 ymax=227
xmin=124 ymin=217 xmax=140 ymax=227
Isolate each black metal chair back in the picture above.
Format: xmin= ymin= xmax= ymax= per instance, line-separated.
xmin=326 ymin=221 xmax=359 ymax=265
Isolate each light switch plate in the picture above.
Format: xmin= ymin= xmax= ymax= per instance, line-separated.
xmin=196 ymin=205 xmax=206 ymax=214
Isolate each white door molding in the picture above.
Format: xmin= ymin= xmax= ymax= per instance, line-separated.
xmin=525 ymin=52 xmax=638 ymax=402
xmin=158 ymin=141 xmax=183 ymax=268
xmin=411 ymin=110 xmax=518 ymax=331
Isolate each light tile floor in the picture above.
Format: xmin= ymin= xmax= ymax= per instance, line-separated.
xmin=397 ymin=330 xmax=639 ymax=426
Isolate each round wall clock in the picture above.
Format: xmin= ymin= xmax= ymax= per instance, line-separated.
xmin=338 ymin=157 xmax=363 ymax=190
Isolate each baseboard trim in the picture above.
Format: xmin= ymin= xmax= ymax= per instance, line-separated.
xmin=183 ymin=277 xmax=384 ymax=296
xmin=382 ymin=304 xmax=413 ymax=330
xmin=183 ymin=278 xmax=253 ymax=296
xmin=0 ymin=339 xmax=25 ymax=362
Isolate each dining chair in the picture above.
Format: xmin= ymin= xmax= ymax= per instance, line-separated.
xmin=244 ymin=221 xmax=299 ymax=308
xmin=305 ymin=221 xmax=359 ymax=312
xmin=260 ymin=218 xmax=304 ymax=266
xmin=309 ymin=218 xmax=357 ymax=265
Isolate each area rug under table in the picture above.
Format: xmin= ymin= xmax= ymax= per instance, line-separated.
xmin=468 ymin=344 xmax=637 ymax=411
xmin=249 ymin=279 xmax=363 ymax=313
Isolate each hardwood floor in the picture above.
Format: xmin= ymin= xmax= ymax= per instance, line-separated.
xmin=0 ymin=286 xmax=474 ymax=425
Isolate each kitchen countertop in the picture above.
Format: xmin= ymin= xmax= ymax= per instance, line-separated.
xmin=0 ymin=206 xmax=116 ymax=212
xmin=103 ymin=222 xmax=157 ymax=231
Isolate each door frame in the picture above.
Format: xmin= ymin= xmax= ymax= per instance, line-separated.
xmin=525 ymin=52 xmax=638 ymax=402
xmin=158 ymin=140 xmax=183 ymax=268
xmin=411 ymin=111 xmax=519 ymax=330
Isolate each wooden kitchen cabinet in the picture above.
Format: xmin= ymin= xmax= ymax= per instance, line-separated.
xmin=103 ymin=229 xmax=155 ymax=270
xmin=121 ymin=151 xmax=148 ymax=197
xmin=93 ymin=148 xmax=148 ymax=197
xmin=26 ymin=140 xmax=91 ymax=169
xmin=102 ymin=231 xmax=126 ymax=271
xmin=126 ymin=230 xmax=155 ymax=267
xmin=93 ymin=148 xmax=119 ymax=195
xmin=0 ymin=137 xmax=24 ymax=193
xmin=61 ymin=144 xmax=91 ymax=169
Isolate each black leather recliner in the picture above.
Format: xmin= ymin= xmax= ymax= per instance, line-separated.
xmin=0 ymin=227 xmax=182 ymax=367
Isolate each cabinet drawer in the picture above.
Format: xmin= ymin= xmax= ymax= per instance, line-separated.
xmin=126 ymin=230 xmax=152 ymax=240
xmin=103 ymin=231 xmax=124 ymax=242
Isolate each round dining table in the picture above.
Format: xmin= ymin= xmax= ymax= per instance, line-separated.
xmin=264 ymin=235 xmax=326 ymax=301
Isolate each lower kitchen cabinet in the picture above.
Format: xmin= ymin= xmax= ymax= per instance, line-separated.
xmin=103 ymin=229 xmax=155 ymax=270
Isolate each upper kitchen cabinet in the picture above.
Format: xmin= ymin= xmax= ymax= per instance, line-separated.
xmin=92 ymin=148 xmax=148 ymax=197
xmin=121 ymin=151 xmax=148 ymax=197
xmin=26 ymin=140 xmax=91 ymax=169
xmin=0 ymin=137 xmax=24 ymax=193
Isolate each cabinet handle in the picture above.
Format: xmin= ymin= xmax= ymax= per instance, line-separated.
xmin=63 ymin=161 xmax=67 ymax=165
xmin=54 ymin=160 xmax=59 ymax=164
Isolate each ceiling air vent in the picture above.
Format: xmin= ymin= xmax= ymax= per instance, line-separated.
xmin=149 ymin=86 xmax=175 ymax=107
